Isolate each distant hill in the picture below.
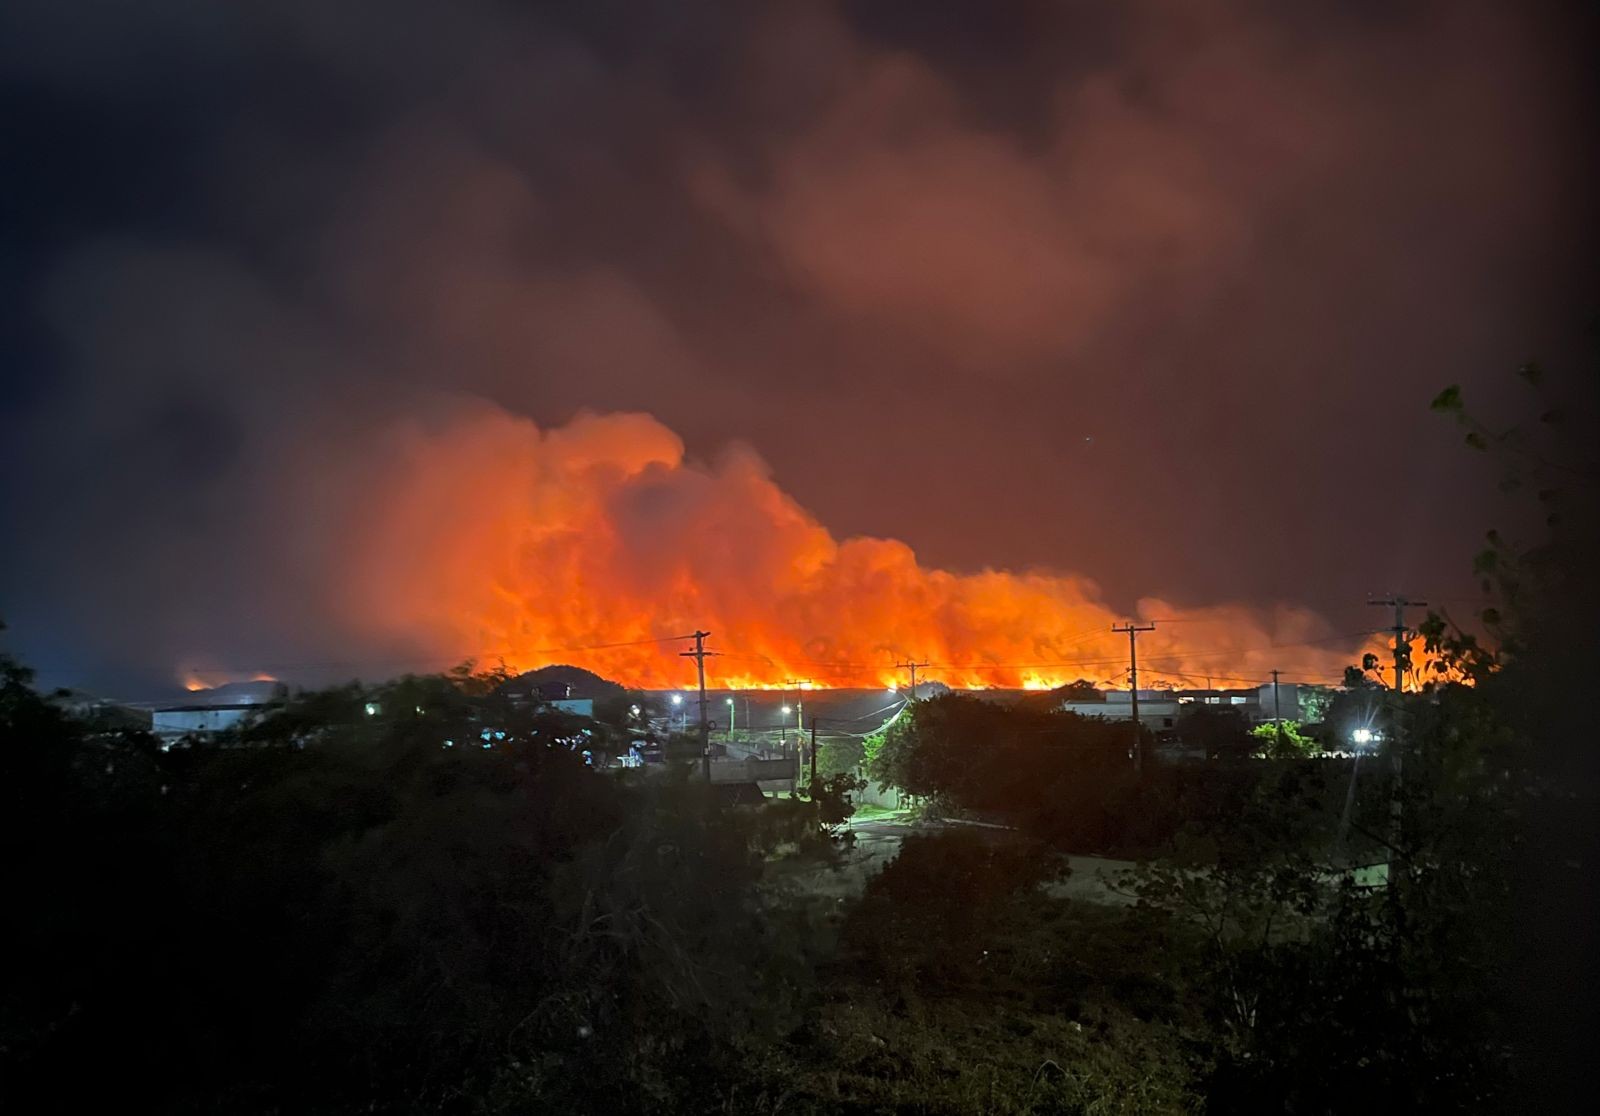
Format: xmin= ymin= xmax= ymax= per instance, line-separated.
xmin=1013 ymin=679 xmax=1102 ymax=713
xmin=500 ymin=664 xmax=627 ymax=701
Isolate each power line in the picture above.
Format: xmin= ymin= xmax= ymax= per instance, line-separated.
xmin=28 ymin=635 xmax=700 ymax=679
xmin=22 ymin=625 xmax=1384 ymax=691
xmin=1138 ymin=666 xmax=1272 ymax=687
xmin=745 ymin=626 xmax=1358 ymax=679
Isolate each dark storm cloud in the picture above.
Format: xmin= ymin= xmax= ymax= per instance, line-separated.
xmin=0 ymin=0 xmax=1593 ymax=692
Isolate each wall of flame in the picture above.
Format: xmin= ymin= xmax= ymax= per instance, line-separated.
xmin=226 ymin=405 xmax=1378 ymax=692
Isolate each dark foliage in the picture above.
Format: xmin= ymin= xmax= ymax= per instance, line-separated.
xmin=0 ymin=659 xmax=839 ymax=1113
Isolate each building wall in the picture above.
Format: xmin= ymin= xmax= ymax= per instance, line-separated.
xmin=854 ymin=779 xmax=905 ymax=809
xmin=1061 ymin=697 xmax=1184 ymax=730
xmin=152 ymin=706 xmax=255 ymax=737
xmin=1253 ymin=682 xmax=1330 ymax=722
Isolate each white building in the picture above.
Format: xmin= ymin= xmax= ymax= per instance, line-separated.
xmin=1060 ymin=689 xmax=1184 ymax=731
xmin=153 ymin=680 xmax=287 ymax=741
xmin=1253 ymin=682 xmax=1331 ymax=723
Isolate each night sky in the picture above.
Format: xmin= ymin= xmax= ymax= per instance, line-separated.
xmin=2 ymin=0 xmax=1596 ymax=694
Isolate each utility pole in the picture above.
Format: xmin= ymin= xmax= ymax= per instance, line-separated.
xmin=1368 ymin=596 xmax=1426 ymax=693
xmin=895 ymin=659 xmax=930 ymax=701
xmin=783 ymin=679 xmax=811 ymax=743
xmin=1270 ymin=668 xmax=1284 ymax=748
xmin=680 ymin=631 xmax=714 ymax=782
xmin=809 ymin=716 xmax=818 ymax=788
xmin=1112 ymin=622 xmax=1156 ymax=774
xmin=1369 ymin=595 xmax=1426 ymax=857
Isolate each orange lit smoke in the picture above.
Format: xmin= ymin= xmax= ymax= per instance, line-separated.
xmin=1353 ymin=633 xmax=1474 ymax=692
xmin=182 ymin=671 xmax=278 ymax=693
xmin=299 ymin=407 xmax=1370 ymax=692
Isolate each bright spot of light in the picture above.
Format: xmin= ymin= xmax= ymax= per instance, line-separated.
xmin=364 ymin=702 xmax=379 ymax=717
xmin=781 ymin=705 xmax=792 ymax=715
xmin=670 ymin=694 xmax=682 ymax=705
xmin=1352 ymin=727 xmax=1374 ymax=744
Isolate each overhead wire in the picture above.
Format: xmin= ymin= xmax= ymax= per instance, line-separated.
xmin=28 ymin=624 xmax=1385 ymax=691
xmin=28 ymin=634 xmax=700 ymax=680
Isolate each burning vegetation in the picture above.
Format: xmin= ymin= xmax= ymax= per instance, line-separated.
xmin=203 ymin=405 xmax=1381 ymax=692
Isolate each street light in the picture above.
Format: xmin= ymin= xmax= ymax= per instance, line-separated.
xmin=725 ymin=697 xmax=735 ymax=737
xmin=1351 ymin=727 xmax=1376 ymax=745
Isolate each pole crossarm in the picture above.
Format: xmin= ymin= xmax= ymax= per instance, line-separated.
xmin=894 ymin=659 xmax=931 ymax=699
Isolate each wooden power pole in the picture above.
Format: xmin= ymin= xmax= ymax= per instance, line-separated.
xmin=895 ymin=659 xmax=930 ymax=701
xmin=1270 ymin=668 xmax=1284 ymax=749
xmin=680 ymin=631 xmax=714 ymax=782
xmin=809 ymin=716 xmax=818 ymax=788
xmin=1369 ymin=595 xmax=1426 ymax=852
xmin=1112 ymin=622 xmax=1156 ymax=774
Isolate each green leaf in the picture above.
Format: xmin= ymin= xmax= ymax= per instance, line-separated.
xmin=1429 ymin=385 xmax=1464 ymax=413
xmin=1464 ymin=431 xmax=1488 ymax=451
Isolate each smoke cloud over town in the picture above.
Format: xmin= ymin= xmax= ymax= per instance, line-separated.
xmin=1 ymin=0 xmax=1591 ymax=692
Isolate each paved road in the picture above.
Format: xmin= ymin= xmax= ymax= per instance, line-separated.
xmin=782 ymin=813 xmax=1137 ymax=906
xmin=793 ymin=813 xmax=1389 ymax=910
xmin=1051 ymin=854 xmax=1139 ymax=906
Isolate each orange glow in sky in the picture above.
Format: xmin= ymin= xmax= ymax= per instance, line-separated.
xmin=219 ymin=407 xmax=1382 ymax=692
